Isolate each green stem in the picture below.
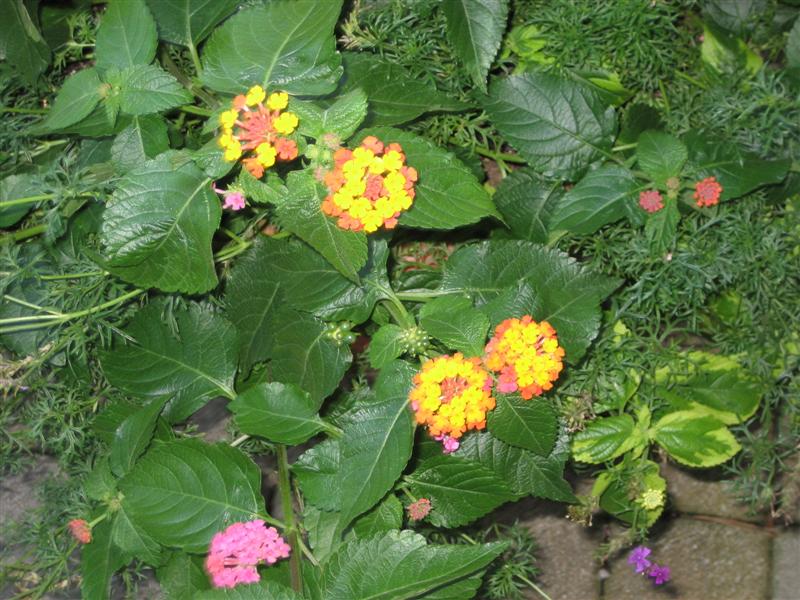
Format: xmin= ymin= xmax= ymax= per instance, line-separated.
xmin=0 ymin=106 xmax=47 ymax=115
xmin=612 ymin=142 xmax=638 ymax=152
xmin=188 ymin=41 xmax=203 ymax=78
xmin=2 ymin=295 xmax=62 ymax=316
xmin=1 ymin=224 xmax=46 ymax=244
xmin=0 ymin=194 xmax=53 ymax=209
xmin=454 ymin=139 xmax=527 ymax=165
xmin=38 ymin=270 xmax=106 ymax=280
xmin=394 ymin=289 xmax=455 ymax=302
xmin=161 ymin=49 xmax=218 ymax=108
xmin=179 ymin=104 xmax=213 ymax=117
xmin=518 ymin=575 xmax=554 ymax=600
xmin=277 ymin=445 xmax=303 ymax=595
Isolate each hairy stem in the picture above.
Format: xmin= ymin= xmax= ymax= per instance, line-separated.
xmin=277 ymin=445 xmax=303 ymax=595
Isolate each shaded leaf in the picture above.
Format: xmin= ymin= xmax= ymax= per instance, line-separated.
xmin=350 ymin=494 xmax=403 ymax=539
xmin=146 ymin=0 xmax=239 ymax=46
xmin=119 ymin=64 xmax=192 ymax=115
xmin=292 ymin=88 xmax=368 ymax=141
xmin=95 ymin=0 xmax=157 ymax=72
xmin=636 ymin=130 xmax=687 ymax=186
xmin=293 ymin=438 xmax=342 ymax=511
xmin=487 ymin=395 xmax=557 ymax=456
xmin=368 ymin=324 xmax=406 ymax=369
xmin=80 ymin=519 xmax=128 ymax=600
xmin=110 ymin=395 xmax=169 ymax=476
xmin=111 ymin=504 xmax=162 ymax=565
xmin=157 ymin=551 xmax=211 ymax=599
xmin=420 ymin=295 xmax=489 ymax=356
xmin=40 ymin=68 xmax=103 ymax=131
xmin=110 ymin=115 xmax=169 ymax=174
xmin=645 ymin=200 xmax=679 ymax=255
xmin=494 ymin=169 xmax=562 ymax=243
xmin=0 ymin=0 xmax=50 ymax=84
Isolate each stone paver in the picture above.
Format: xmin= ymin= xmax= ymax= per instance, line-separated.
xmin=603 ymin=517 xmax=771 ymax=600
xmin=772 ymin=527 xmax=800 ymax=600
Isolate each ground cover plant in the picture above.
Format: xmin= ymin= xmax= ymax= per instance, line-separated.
xmin=1 ymin=0 xmax=798 ymax=598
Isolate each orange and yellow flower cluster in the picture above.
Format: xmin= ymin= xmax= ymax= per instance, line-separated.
xmin=483 ymin=316 xmax=565 ymax=400
xmin=217 ymin=85 xmax=298 ymax=179
xmin=321 ymin=136 xmax=417 ymax=233
xmin=409 ymin=353 xmax=495 ymax=453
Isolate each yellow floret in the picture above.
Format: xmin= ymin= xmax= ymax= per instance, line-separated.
xmin=223 ymin=140 xmax=242 ymax=162
xmin=218 ymin=133 xmax=235 ymax=149
xmin=368 ymin=156 xmax=385 ymax=175
xmin=273 ymin=112 xmax=298 ymax=135
xmin=245 ymin=85 xmax=266 ymax=106
xmin=383 ymin=150 xmax=403 ymax=171
xmin=384 ymin=172 xmax=406 ymax=194
xmin=219 ymin=109 xmax=239 ymax=129
xmin=256 ymin=143 xmax=277 ymax=167
xmin=267 ymin=91 xmax=289 ymax=111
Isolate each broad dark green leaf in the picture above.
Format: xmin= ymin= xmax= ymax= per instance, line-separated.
xmin=368 ymin=324 xmax=406 ymax=369
xmin=419 ymin=295 xmax=489 ymax=356
xmin=653 ymin=410 xmax=741 ymax=467
xmin=92 ymin=398 xmax=174 ymax=446
xmin=703 ymin=0 xmax=767 ymax=34
xmin=119 ymin=64 xmax=192 ymax=115
xmin=485 ymin=72 xmax=616 ymax=179
xmin=350 ymin=494 xmax=403 ymax=539
xmin=293 ymin=438 xmax=342 ymax=511
xmin=442 ymin=0 xmax=510 ymax=91
xmin=549 ymin=165 xmax=640 ymax=234
xmin=55 ymin=101 xmax=123 ymax=137
xmin=119 ymin=438 xmax=264 ymax=552
xmin=196 ymin=582 xmax=303 ymax=600
xmin=201 ymin=1 xmax=343 ymax=95
xmin=110 ymin=396 xmax=169 ymax=476
xmin=303 ymin=505 xmax=345 ymax=564
xmin=95 ymin=0 xmax=158 ymax=72
xmin=358 ymin=128 xmax=501 ymax=230
xmin=645 ymin=200 xmax=679 ymax=255
xmin=101 ymin=153 xmax=220 ymax=293
xmin=788 ymin=17 xmax=800 ymax=70
xmin=157 ymin=552 xmax=211 ymax=599
xmin=0 ymin=173 xmax=43 ymax=228
xmin=338 ymin=361 xmax=415 ymax=527
xmin=406 ymin=455 xmax=515 ymax=527
xmin=0 ymin=0 xmax=50 ymax=84
xmin=659 ymin=369 xmax=763 ymax=425
xmin=111 ymin=504 xmax=162 ymax=565
xmin=494 ymin=169 xmax=562 ymax=243
xmin=41 ymin=68 xmax=103 ymax=131
xmin=571 ymin=415 xmax=639 ymax=463
xmin=81 ymin=519 xmax=129 ymax=599
xmin=110 ymin=115 xmax=169 ymax=174
xmin=101 ymin=303 xmax=238 ymax=422
xmin=230 ymin=382 xmax=326 ymax=444
xmin=146 ymin=0 xmax=239 ymax=46
xmin=487 ymin=395 xmax=557 ymax=456
xmin=340 ymin=53 xmax=469 ymax=127
xmin=292 ymin=89 xmax=368 ymax=141
xmin=618 ymin=103 xmax=664 ymax=145
xmin=636 ymin=130 xmax=688 ymax=185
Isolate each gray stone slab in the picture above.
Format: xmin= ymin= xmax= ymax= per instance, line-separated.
xmin=603 ymin=517 xmax=771 ymax=600
xmin=772 ymin=527 xmax=800 ymax=600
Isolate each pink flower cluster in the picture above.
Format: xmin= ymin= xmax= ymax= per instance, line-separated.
xmin=205 ymin=520 xmax=290 ymax=589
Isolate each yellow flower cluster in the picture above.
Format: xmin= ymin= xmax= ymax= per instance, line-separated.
xmin=483 ymin=315 xmax=565 ymax=400
xmin=217 ymin=85 xmax=298 ymax=179
xmin=321 ymin=136 xmax=417 ymax=233
xmin=409 ymin=354 xmax=495 ymax=450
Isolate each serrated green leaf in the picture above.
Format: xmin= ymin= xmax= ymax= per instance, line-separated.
xmin=293 ymin=438 xmax=342 ymax=511
xmin=237 ymin=170 xmax=287 ymax=205
xmin=85 ymin=457 xmax=116 ymax=502
xmin=54 ymin=101 xmax=123 ymax=137
xmin=119 ymin=438 xmax=264 ymax=552
xmin=703 ymin=0 xmax=766 ymax=34
xmin=193 ymin=138 xmax=237 ymax=179
xmin=350 ymin=494 xmax=403 ymax=539
xmin=485 ymin=72 xmax=616 ymax=179
xmin=157 ymin=551 xmax=211 ymax=599
xmin=494 ymin=169 xmax=562 ymax=243
xmin=196 ymin=581 xmax=303 ymax=600
xmin=95 ymin=0 xmax=157 ymax=72
xmin=419 ymin=295 xmax=490 ymax=356
xmin=110 ymin=115 xmax=169 ymax=174
xmin=0 ymin=174 xmax=43 ymax=228
xmin=487 ymin=395 xmax=557 ymax=456
xmin=101 ymin=303 xmax=237 ymax=422
xmin=645 ymin=200 xmax=679 ymax=255
xmin=92 ymin=398 xmax=174 ymax=446
xmin=302 ymin=504 xmax=345 ymax=564
xmin=0 ymin=0 xmax=50 ymax=84
xmin=442 ymin=0 xmax=509 ymax=91
xmin=80 ymin=519 xmax=128 ymax=600
xmin=111 ymin=504 xmax=162 ymax=565
xmin=406 ymin=455 xmax=515 ymax=527
xmin=340 ymin=53 xmax=469 ymax=127
xmin=358 ymin=127 xmax=501 ymax=230
xmin=292 ymin=88 xmax=368 ymax=141
xmin=230 ymin=382 xmax=326 ymax=445
xmin=201 ymin=1 xmax=343 ymax=95
xmin=572 ymin=415 xmax=639 ymax=463
xmin=549 ymin=165 xmax=641 ymax=234
xmin=40 ymin=68 xmax=103 ymax=131
xmin=368 ymin=324 xmax=406 ymax=369
xmin=636 ymin=130 xmax=688 ymax=185
xmin=653 ymin=410 xmax=741 ymax=467
xmin=146 ymin=0 xmax=239 ymax=46
xmin=119 ymin=64 xmax=192 ymax=115
xmin=100 ymin=153 xmax=220 ymax=293
xmin=110 ymin=396 xmax=169 ymax=476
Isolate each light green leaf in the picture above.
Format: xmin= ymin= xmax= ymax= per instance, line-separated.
xmin=659 ymin=370 xmax=763 ymax=425
xmin=487 ymin=395 xmax=557 ymax=456
xmin=0 ymin=174 xmax=43 ymax=228
xmin=40 ymin=68 xmax=103 ymax=131
xmin=119 ymin=64 xmax=192 ymax=115
xmin=101 ymin=153 xmax=220 ymax=293
xmin=494 ymin=169 xmax=562 ymax=243
xmin=101 ymin=303 xmax=238 ymax=422
xmin=146 ymin=0 xmax=239 ymax=46
xmin=54 ymin=101 xmax=123 ymax=137
xmin=636 ymin=130 xmax=688 ymax=185
xmin=485 ymin=72 xmax=616 ymax=179
xmin=80 ymin=519 xmax=128 ymax=600
xmin=358 ymin=127 xmax=501 ymax=230
xmin=645 ymin=200 xmax=680 ymax=255
xmin=119 ymin=438 xmax=264 ymax=552
xmin=95 ymin=0 xmax=157 ymax=72
xmin=110 ymin=115 xmax=169 ymax=174
xmin=292 ymin=89 xmax=368 ymax=141
xmin=549 ymin=165 xmax=640 ymax=234
xmin=368 ymin=324 xmax=406 ymax=369
xmin=442 ymin=0 xmax=510 ymax=91
xmin=420 ymin=296 xmax=489 ymax=356
xmin=110 ymin=396 xmax=169 ymax=476
xmin=572 ymin=415 xmax=639 ymax=463
xmin=0 ymin=0 xmax=50 ymax=84
xmin=111 ymin=504 xmax=162 ymax=565
xmin=230 ymin=382 xmax=326 ymax=445
xmin=653 ymin=410 xmax=741 ymax=467
xmin=703 ymin=0 xmax=766 ymax=34
xmin=201 ymin=1 xmax=343 ymax=95
xmin=303 ymin=504 xmax=345 ymax=564
xmin=157 ymin=552 xmax=211 ymax=599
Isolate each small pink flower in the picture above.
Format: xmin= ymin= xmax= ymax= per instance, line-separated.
xmin=434 ymin=434 xmax=460 ymax=454
xmin=639 ymin=190 xmax=664 ymax=213
xmin=407 ymin=498 xmax=432 ymax=521
xmin=212 ymin=184 xmax=247 ymax=211
xmin=68 ymin=519 xmax=91 ymax=544
xmin=694 ymin=176 xmax=722 ymax=208
xmin=205 ymin=520 xmax=290 ymax=589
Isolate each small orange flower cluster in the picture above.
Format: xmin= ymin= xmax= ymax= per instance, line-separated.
xmin=693 ymin=176 xmax=722 ymax=207
xmin=321 ymin=136 xmax=417 ymax=233
xmin=217 ymin=85 xmax=298 ymax=179
xmin=483 ymin=316 xmax=565 ymax=400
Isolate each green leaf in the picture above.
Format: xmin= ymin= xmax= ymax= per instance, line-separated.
xmin=439 ymin=240 xmax=621 ymax=362
xmin=230 ymin=382 xmax=326 ymax=445
xmin=110 ymin=396 xmax=169 ymax=476
xmin=494 ymin=169 xmax=562 ymax=243
xmin=319 ymin=530 xmax=505 ymax=600
xmin=549 ymin=166 xmax=640 ymax=234
xmin=85 ymin=457 xmax=117 ymax=502
xmin=350 ymin=494 xmax=403 ymax=538
xmin=54 ymin=101 xmax=123 ymax=137
xmin=636 ymin=131 xmax=688 ymax=186
xmin=196 ymin=581 xmax=303 ymax=600
xmin=0 ymin=0 xmax=50 ymax=84
xmin=653 ymin=410 xmax=741 ymax=467
xmin=659 ymin=370 xmax=763 ymax=425
xmin=40 ymin=68 xmax=103 ymax=131
xmin=93 ymin=398 xmax=174 ymax=446
xmin=485 ymin=72 xmax=616 ymax=179
xmin=100 ymin=153 xmax=220 ymax=293
xmin=599 ymin=459 xmax=666 ymax=527
xmin=80 ymin=519 xmax=128 ymax=600
xmin=442 ymin=0 xmax=510 ymax=91
xmin=487 ymin=395 xmax=557 ymax=456
xmin=788 ymin=17 xmax=800 ymax=70
xmin=101 ymin=303 xmax=238 ymax=422
xmin=302 ymin=505 xmax=345 ymax=564
xmin=703 ymin=0 xmax=766 ymax=34
xmin=340 ymin=53 xmax=469 ymax=127
xmin=157 ymin=552 xmax=211 ymax=599
xmin=368 ymin=324 xmax=406 ymax=369
xmin=146 ymin=0 xmax=239 ymax=46
xmin=358 ymin=128 xmax=501 ymax=230
xmin=406 ymin=455 xmax=515 ymax=527
xmin=119 ymin=64 xmax=192 ymax=115
xmin=292 ymin=89 xmax=368 ymax=141
xmin=293 ymin=438 xmax=342 ymax=511
xmin=0 ymin=174 xmax=43 ymax=228
xmin=201 ymin=1 xmax=343 ymax=96
xmin=119 ymin=438 xmax=264 ymax=552
xmin=110 ymin=115 xmax=169 ymax=174
xmin=419 ymin=296 xmax=490 ymax=356
xmin=111 ymin=504 xmax=163 ymax=565
xmin=276 ymin=172 xmax=367 ymax=282
xmin=95 ymin=0 xmax=157 ymax=72
xmin=572 ymin=415 xmax=639 ymax=463
xmin=645 ymin=200 xmax=680 ymax=255
xmin=270 ymin=309 xmax=353 ymax=406
xmin=237 ymin=170 xmax=287 ymax=205
xmin=338 ymin=361 xmax=416 ymax=527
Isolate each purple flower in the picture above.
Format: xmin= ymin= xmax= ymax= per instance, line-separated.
xmin=627 ymin=546 xmax=652 ymax=574
xmin=648 ymin=564 xmax=671 ymax=585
